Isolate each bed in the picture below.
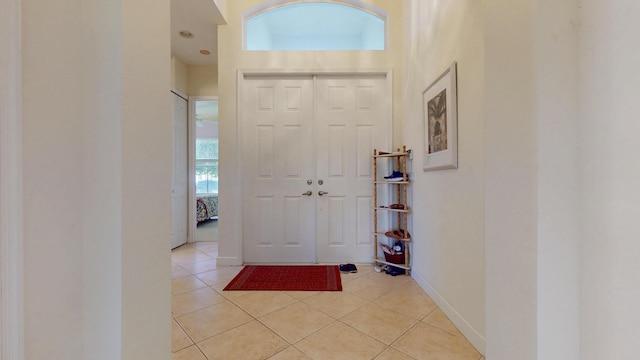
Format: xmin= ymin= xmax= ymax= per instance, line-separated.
xmin=196 ymin=195 xmax=218 ymax=223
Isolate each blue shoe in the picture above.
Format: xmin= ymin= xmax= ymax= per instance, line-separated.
xmin=384 ymin=171 xmax=406 ymax=181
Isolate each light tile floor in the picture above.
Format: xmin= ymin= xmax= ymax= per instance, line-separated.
xmin=172 ymin=242 xmax=484 ymax=360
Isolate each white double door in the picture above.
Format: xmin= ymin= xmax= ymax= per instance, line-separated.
xmin=242 ymin=74 xmax=390 ymax=263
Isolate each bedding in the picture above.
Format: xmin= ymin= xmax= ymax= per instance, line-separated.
xmin=196 ymin=195 xmax=218 ymax=222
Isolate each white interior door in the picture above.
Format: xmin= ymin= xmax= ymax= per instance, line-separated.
xmin=242 ymin=73 xmax=390 ymax=263
xmin=171 ymin=92 xmax=188 ymax=249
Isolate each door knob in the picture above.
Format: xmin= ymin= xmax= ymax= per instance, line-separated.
xmin=302 ymin=190 xmax=313 ymax=196
xmin=318 ymin=191 xmax=329 ymax=196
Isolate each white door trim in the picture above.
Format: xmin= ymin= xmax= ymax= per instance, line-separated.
xmin=236 ymin=69 xmax=393 ymax=264
xmin=188 ymin=95 xmax=219 ymax=244
xmin=0 ymin=0 xmax=24 ymax=358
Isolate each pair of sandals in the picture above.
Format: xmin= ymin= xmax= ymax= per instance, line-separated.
xmin=384 ymin=229 xmax=410 ymax=239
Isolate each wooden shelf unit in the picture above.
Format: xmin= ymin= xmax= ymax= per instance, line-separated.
xmin=373 ymin=146 xmax=411 ymax=275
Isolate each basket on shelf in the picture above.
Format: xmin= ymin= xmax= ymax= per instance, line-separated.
xmin=384 ymin=252 xmax=405 ymax=264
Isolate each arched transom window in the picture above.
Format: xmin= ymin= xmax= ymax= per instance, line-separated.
xmin=245 ymin=1 xmax=386 ymax=50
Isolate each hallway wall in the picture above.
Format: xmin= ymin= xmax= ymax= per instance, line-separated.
xmin=579 ymin=1 xmax=640 ymax=358
xmin=401 ymin=0 xmax=486 ymax=352
xmin=21 ymin=0 xmax=172 ymax=359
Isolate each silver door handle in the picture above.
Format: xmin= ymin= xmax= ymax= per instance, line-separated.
xmin=318 ymin=191 xmax=329 ymax=196
xmin=302 ymin=190 xmax=313 ymax=196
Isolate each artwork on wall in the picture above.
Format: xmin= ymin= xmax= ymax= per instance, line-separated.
xmin=423 ymin=62 xmax=458 ymax=171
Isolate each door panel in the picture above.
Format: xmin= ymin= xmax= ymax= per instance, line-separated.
xmin=243 ymin=76 xmax=316 ymax=263
xmin=315 ymin=75 xmax=389 ymax=263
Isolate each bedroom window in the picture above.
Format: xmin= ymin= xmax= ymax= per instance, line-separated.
xmin=245 ymin=1 xmax=386 ymax=50
xmin=196 ymin=138 xmax=218 ymax=194
xmin=195 ymin=99 xmax=219 ymax=195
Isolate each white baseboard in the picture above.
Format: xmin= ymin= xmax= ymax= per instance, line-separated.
xmin=411 ymin=269 xmax=486 ymax=355
xmin=215 ymin=256 xmax=242 ymax=266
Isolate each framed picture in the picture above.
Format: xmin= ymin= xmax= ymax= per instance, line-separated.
xmin=423 ymin=62 xmax=458 ymax=171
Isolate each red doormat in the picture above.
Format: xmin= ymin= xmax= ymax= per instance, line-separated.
xmin=223 ymin=265 xmax=342 ymax=291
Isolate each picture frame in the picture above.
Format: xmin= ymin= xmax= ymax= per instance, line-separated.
xmin=423 ymin=62 xmax=458 ymax=171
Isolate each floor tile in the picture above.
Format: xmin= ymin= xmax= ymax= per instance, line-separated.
xmin=302 ymin=291 xmax=369 ymax=319
xmin=423 ymin=308 xmax=462 ymax=336
xmin=374 ymin=347 xmax=417 ymax=360
xmin=172 ymin=252 xmax=215 ymax=267
xmin=194 ymin=241 xmax=218 ymax=252
xmin=268 ymin=346 xmax=312 ymax=360
xmin=282 ymin=291 xmax=320 ymax=300
xmin=259 ymin=301 xmax=335 ymax=343
xmin=171 ymin=345 xmax=207 ymax=360
xmin=343 ymin=273 xmax=408 ymax=301
xmin=172 ymin=275 xmax=207 ymax=295
xmin=171 ymin=286 xmax=226 ymax=317
xmin=375 ymin=282 xmax=438 ymax=319
xmin=232 ymin=291 xmax=298 ymax=318
xmin=171 ymin=319 xmax=193 ymax=353
xmin=181 ymin=259 xmax=219 ymax=274
xmin=198 ymin=320 xmax=289 ymax=360
xmin=196 ymin=266 xmax=243 ymax=287
xmin=170 ymin=243 xmax=482 ymax=360
xmin=341 ymin=302 xmax=419 ymax=345
xmin=172 ymin=265 xmax=192 ymax=279
xmin=176 ymin=300 xmax=253 ymax=342
xmin=339 ymin=264 xmax=375 ymax=282
xmin=392 ymin=322 xmax=480 ymax=360
xmin=295 ymin=322 xmax=386 ymax=360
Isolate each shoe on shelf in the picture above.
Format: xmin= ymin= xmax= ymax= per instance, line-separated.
xmin=384 ymin=229 xmax=411 ymax=239
xmin=383 ymin=171 xmax=406 ymax=181
xmin=389 ymin=203 xmax=405 ymax=210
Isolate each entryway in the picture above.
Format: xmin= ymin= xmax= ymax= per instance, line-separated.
xmin=241 ymin=72 xmax=391 ymax=264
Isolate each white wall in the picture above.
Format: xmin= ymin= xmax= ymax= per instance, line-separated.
xmin=217 ymin=0 xmax=404 ymax=265
xmin=484 ymin=1 xmax=539 ymax=358
xmin=579 ymin=1 xmax=640 ymax=358
xmin=22 ymin=1 xmax=84 ymax=356
xmin=402 ymin=0 xmax=486 ymax=352
xmin=121 ymin=1 xmax=172 ymax=359
xmin=81 ymin=2 xmax=124 ymax=358
xmin=21 ymin=0 xmax=172 ymax=359
xmin=536 ymin=0 xmax=580 ymax=358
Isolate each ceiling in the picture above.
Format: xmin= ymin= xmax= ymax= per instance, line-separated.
xmin=170 ymin=0 xmax=225 ymax=66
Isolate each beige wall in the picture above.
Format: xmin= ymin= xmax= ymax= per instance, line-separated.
xmin=21 ymin=0 xmax=172 ymax=359
xmin=172 ymin=55 xmax=189 ymax=94
xmin=188 ymin=66 xmax=218 ymax=96
xmin=171 ymin=58 xmax=218 ymax=97
xmin=217 ymin=0 xmax=404 ymax=265
xmin=402 ymin=0 xmax=485 ymax=352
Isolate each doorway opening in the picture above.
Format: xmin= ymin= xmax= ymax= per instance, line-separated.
xmin=192 ymin=97 xmax=219 ymax=242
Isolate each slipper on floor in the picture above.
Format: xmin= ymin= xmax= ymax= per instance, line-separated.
xmin=339 ymin=263 xmax=358 ymax=273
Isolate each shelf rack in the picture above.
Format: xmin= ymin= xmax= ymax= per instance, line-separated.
xmin=373 ymin=145 xmax=411 ymax=275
